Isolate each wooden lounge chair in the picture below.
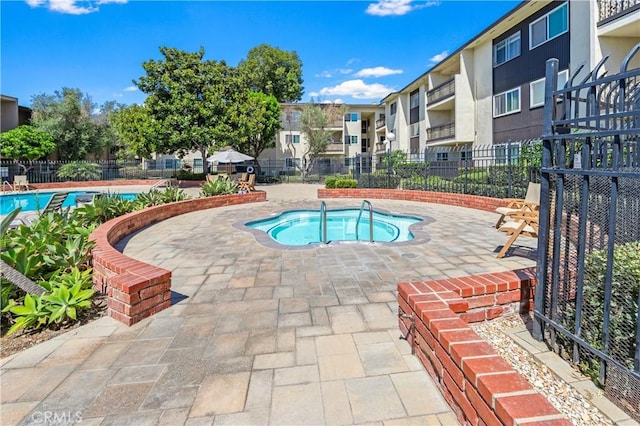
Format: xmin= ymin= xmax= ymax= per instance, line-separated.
xmin=495 ymin=182 xmax=540 ymax=228
xmin=496 ymin=209 xmax=539 ymax=258
xmin=13 ymin=175 xmax=29 ymax=191
xmin=238 ymin=174 xmax=255 ymax=192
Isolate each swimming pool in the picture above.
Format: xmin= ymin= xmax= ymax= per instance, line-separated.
xmin=246 ymin=208 xmax=423 ymax=245
xmin=0 ymin=191 xmax=138 ymax=215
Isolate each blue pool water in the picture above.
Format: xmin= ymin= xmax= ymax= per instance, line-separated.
xmin=0 ymin=191 xmax=138 ymax=215
xmin=247 ymin=209 xmax=422 ymax=245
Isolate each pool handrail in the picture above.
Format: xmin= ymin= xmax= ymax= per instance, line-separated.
xmin=355 ymin=200 xmax=374 ymax=242
xmin=319 ymin=201 xmax=328 ymax=244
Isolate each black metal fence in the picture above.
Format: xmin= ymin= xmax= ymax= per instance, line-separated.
xmin=534 ymin=47 xmax=640 ymax=421
xmin=351 ymin=141 xmax=542 ymax=199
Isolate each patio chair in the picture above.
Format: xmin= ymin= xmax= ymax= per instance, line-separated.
xmin=13 ymin=192 xmax=70 ymax=226
xmin=238 ymin=174 xmax=255 ymax=192
xmin=496 ymin=209 xmax=539 ymax=258
xmin=495 ymin=182 xmax=540 ymax=228
xmin=13 ymin=175 xmax=29 ymax=191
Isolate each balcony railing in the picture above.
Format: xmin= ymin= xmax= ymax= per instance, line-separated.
xmin=426 ymin=122 xmax=455 ymax=141
xmin=375 ymin=116 xmax=386 ymax=129
xmin=327 ymin=119 xmax=344 ymax=128
xmin=597 ymin=0 xmax=640 ymax=24
xmin=324 ymin=143 xmax=344 ymax=153
xmin=375 ymin=142 xmax=387 ymax=153
xmin=427 ymin=78 xmax=455 ymax=105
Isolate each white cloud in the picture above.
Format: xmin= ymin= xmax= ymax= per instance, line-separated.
xmin=429 ymin=50 xmax=449 ymax=64
xmin=339 ymin=68 xmax=353 ymax=75
xmin=113 ymin=93 xmax=123 ymax=98
xmin=354 ymin=67 xmax=403 ymax=78
xmin=25 ymin=0 xmax=127 ymax=14
xmin=366 ymin=0 xmax=439 ymax=16
xmin=319 ymin=79 xmax=394 ymax=100
xmin=309 ymin=91 xmax=319 ymax=97
xmin=124 ymin=86 xmax=138 ymax=92
xmin=321 ymin=99 xmax=344 ymax=104
xmin=315 ymin=71 xmax=333 ymax=78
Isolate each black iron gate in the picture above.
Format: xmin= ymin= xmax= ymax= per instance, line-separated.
xmin=534 ymin=45 xmax=640 ymax=420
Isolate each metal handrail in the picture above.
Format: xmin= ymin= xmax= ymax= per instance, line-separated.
xmin=319 ymin=201 xmax=327 ymax=244
xmin=2 ymin=180 xmax=14 ymax=192
xmin=355 ymin=200 xmax=374 ymax=242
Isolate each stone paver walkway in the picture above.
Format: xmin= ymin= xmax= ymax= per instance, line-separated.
xmin=1 ymin=184 xmax=536 ymax=425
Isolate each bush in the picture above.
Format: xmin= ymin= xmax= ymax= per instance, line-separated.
xmin=57 ymin=162 xmax=101 ymax=181
xmin=581 ymin=241 xmax=640 ymax=369
xmin=325 ymin=175 xmax=357 ymax=189
xmin=200 ymin=178 xmax=238 ymax=196
xmin=176 ymin=170 xmax=205 ymax=181
xmin=396 ymin=163 xmax=428 ymax=179
xmin=358 ymin=173 xmax=401 ymax=189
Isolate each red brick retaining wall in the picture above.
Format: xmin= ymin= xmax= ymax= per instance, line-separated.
xmin=398 ymin=270 xmax=571 ymax=426
xmin=90 ymin=191 xmax=266 ymax=325
xmin=318 ymin=188 xmax=509 ymax=212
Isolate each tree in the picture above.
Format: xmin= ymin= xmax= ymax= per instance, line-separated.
xmin=30 ymin=88 xmax=110 ymax=161
xmin=110 ymin=104 xmax=159 ymax=159
xmin=230 ymin=91 xmax=281 ymax=161
xmin=238 ymin=44 xmax=304 ymax=103
xmin=294 ymin=102 xmax=346 ymax=181
xmin=135 ymin=47 xmax=242 ymax=174
xmin=0 ymin=125 xmax=56 ymax=173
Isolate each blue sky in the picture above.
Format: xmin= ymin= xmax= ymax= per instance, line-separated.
xmin=1 ymin=0 xmax=520 ymax=108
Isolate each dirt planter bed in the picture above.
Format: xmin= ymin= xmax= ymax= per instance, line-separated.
xmin=90 ymin=191 xmax=266 ymax=326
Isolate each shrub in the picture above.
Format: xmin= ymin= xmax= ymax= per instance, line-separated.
xmin=325 ymin=175 xmax=357 ymax=189
xmin=200 ymin=178 xmax=238 ymax=196
xmin=358 ymin=172 xmax=401 ymax=189
xmin=396 ymin=163 xmax=428 ymax=179
xmin=57 ymin=162 xmax=101 ymax=181
xmin=176 ymin=169 xmax=206 ymax=181
xmin=581 ymin=241 xmax=640 ymax=369
xmin=334 ymin=178 xmax=357 ymax=188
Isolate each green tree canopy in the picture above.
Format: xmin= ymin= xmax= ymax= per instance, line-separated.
xmin=135 ymin=47 xmax=243 ymax=174
xmin=30 ymin=88 xmax=115 ymax=161
xmin=229 ymin=91 xmax=281 ymax=160
xmin=0 ymin=125 xmax=56 ymax=173
xmin=238 ymin=44 xmax=304 ymax=103
xmin=294 ymin=102 xmax=346 ymax=179
xmin=110 ymin=104 xmax=159 ymax=159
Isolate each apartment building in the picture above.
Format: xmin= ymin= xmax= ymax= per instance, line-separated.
xmin=1 ymin=95 xmax=32 ymax=133
xmin=259 ymin=103 xmax=386 ymax=173
xmin=378 ymin=0 xmax=639 ymax=162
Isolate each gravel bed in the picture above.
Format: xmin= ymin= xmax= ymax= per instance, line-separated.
xmin=471 ymin=314 xmax=613 ymax=426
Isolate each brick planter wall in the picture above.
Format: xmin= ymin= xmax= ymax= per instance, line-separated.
xmin=318 ymin=188 xmax=509 ymax=212
xmin=90 ymin=191 xmax=266 ymax=325
xmin=398 ymin=270 xmax=571 ymax=426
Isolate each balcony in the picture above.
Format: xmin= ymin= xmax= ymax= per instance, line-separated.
xmin=375 ymin=116 xmax=386 ymax=129
xmin=426 ymin=122 xmax=455 ymax=142
xmin=375 ymin=142 xmax=387 ymax=153
xmin=327 ymin=119 xmax=344 ymax=129
xmin=427 ymin=78 xmax=455 ymax=105
xmin=597 ymin=0 xmax=640 ymax=25
xmin=324 ymin=142 xmax=344 ymax=153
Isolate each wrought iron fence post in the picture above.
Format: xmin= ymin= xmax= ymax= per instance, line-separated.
xmin=424 ymin=147 xmax=428 ymax=191
xmin=507 ymin=140 xmax=512 ymax=197
xmin=534 ymin=58 xmax=559 ymax=342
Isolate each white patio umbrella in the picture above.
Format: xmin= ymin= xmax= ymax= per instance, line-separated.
xmin=206 ymin=149 xmax=254 ymax=163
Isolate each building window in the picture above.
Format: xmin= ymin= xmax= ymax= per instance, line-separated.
xmin=285 ymin=157 xmax=299 ymax=169
xmin=410 ymin=91 xmax=420 ymax=109
xmin=410 ymin=123 xmax=420 ymax=137
xmin=390 ymin=102 xmax=397 ymax=115
xmin=436 ymin=152 xmax=449 ymax=161
xmin=193 ymin=158 xmax=203 ymax=167
xmin=494 ymin=32 xmax=520 ymax=66
xmin=493 ymin=87 xmax=521 ymax=117
xmin=495 ymin=144 xmax=520 ymax=165
xmin=345 ymin=113 xmax=359 ymax=122
xmin=164 ymin=158 xmax=180 ymax=169
xmin=285 ymin=134 xmax=300 ymax=144
xmin=530 ymin=2 xmax=568 ymax=49
xmin=529 ymin=69 xmax=569 ymax=108
xmin=460 ymin=150 xmax=472 ymax=161
xmin=344 ymin=135 xmax=358 ymax=144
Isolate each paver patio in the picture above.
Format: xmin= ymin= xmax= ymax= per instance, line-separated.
xmin=1 ymin=184 xmax=536 ymax=425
